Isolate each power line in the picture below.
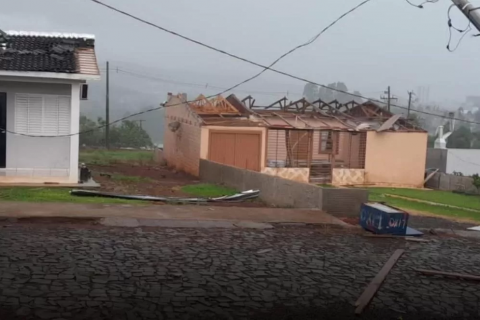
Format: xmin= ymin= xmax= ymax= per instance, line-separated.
xmin=0 ymin=0 xmax=371 ymax=138
xmin=90 ymin=0 xmax=372 ymax=101
xmin=4 ymin=0 xmax=480 ymax=138
xmin=114 ymin=68 xmax=302 ymax=96
xmin=446 ymin=4 xmax=473 ymax=52
xmin=88 ymin=0 xmax=480 ymax=124
xmin=405 ymin=0 xmax=439 ymax=9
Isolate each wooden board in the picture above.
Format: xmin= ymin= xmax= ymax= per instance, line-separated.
xmin=423 ymin=169 xmax=439 ymax=185
xmin=363 ymin=234 xmax=429 ymax=242
xmin=354 ymin=249 xmax=405 ymax=314
xmin=414 ymin=269 xmax=480 ymax=281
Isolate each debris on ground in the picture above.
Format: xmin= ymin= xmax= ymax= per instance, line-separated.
xmin=70 ymin=189 xmax=260 ymax=203
xmin=256 ymin=249 xmax=273 ymax=254
xmin=363 ymin=234 xmax=430 ymax=242
xmin=355 ymin=249 xmax=405 ymax=314
xmin=360 ymin=202 xmax=423 ymax=237
xmin=414 ymin=269 xmax=480 ymax=281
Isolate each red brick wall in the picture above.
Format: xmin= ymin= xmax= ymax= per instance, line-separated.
xmin=164 ymin=96 xmax=202 ymax=176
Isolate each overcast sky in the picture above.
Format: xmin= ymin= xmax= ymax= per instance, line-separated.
xmin=1 ymin=0 xmax=479 ymax=106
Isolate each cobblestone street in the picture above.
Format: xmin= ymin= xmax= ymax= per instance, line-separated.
xmin=1 ymin=223 xmax=480 ymax=319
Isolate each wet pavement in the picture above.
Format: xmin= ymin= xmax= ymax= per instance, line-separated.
xmin=408 ymin=215 xmax=477 ymax=230
xmin=0 ymin=223 xmax=480 ymax=319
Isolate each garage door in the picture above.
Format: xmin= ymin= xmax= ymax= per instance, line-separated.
xmin=208 ymin=132 xmax=261 ymax=171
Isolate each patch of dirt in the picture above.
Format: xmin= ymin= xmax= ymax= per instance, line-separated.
xmin=89 ymin=164 xmax=266 ymax=208
xmin=340 ymin=217 xmax=359 ymax=226
xmin=90 ymin=164 xmax=199 ymax=197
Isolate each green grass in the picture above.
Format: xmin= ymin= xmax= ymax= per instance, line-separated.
xmin=79 ymin=149 xmax=154 ymax=166
xmin=369 ymin=188 xmax=480 ymax=211
xmin=181 ymin=184 xmax=238 ymax=198
xmin=369 ymin=189 xmax=480 ymax=222
xmin=0 ymin=188 xmax=146 ymax=204
xmin=110 ymin=174 xmax=155 ymax=183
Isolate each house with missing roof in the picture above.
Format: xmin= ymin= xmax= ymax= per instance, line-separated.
xmin=0 ymin=30 xmax=100 ymax=184
xmin=164 ymin=93 xmax=428 ymax=188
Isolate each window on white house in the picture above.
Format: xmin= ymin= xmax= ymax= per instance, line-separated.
xmin=15 ymin=94 xmax=71 ymax=136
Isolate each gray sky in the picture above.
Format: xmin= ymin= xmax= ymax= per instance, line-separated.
xmin=1 ymin=0 xmax=480 ymax=106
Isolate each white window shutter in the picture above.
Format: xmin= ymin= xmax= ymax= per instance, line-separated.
xmin=58 ymin=96 xmax=71 ymax=135
xmin=14 ymin=94 xmax=29 ymax=134
xmin=27 ymin=95 xmax=43 ymax=135
xmin=15 ymin=94 xmax=71 ymax=136
xmin=43 ymin=96 xmax=60 ymax=136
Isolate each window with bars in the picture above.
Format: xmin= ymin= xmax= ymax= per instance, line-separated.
xmin=15 ymin=94 xmax=71 ymax=136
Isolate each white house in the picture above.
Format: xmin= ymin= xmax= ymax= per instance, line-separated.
xmin=0 ymin=30 xmax=100 ymax=184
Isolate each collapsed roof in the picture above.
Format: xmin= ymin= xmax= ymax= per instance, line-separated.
xmin=167 ymin=93 xmax=426 ymax=132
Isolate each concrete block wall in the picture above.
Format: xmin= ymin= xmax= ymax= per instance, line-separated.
xmin=322 ymin=188 xmax=369 ymax=216
xmin=426 ymin=172 xmax=479 ymax=195
xmin=199 ymin=159 xmax=368 ymax=217
xmin=425 ymin=148 xmax=447 ymax=172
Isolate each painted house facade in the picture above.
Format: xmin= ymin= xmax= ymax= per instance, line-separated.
xmin=0 ymin=31 xmax=100 ymax=184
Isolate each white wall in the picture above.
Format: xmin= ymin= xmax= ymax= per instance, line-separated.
xmin=0 ymin=81 xmax=81 ymax=183
xmin=446 ymin=149 xmax=480 ymax=176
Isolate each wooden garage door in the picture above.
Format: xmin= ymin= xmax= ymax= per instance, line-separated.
xmin=209 ymin=131 xmax=261 ymax=171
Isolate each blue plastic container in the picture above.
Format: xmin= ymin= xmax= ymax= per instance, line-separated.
xmin=360 ymin=202 xmax=409 ymax=235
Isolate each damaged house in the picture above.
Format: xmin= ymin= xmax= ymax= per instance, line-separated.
xmin=163 ymin=93 xmax=427 ymax=188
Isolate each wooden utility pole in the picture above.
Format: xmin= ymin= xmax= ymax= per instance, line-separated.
xmin=452 ymin=0 xmax=480 ymax=33
xmin=407 ymin=91 xmax=415 ymax=119
xmin=381 ymin=86 xmax=397 ymax=112
xmin=105 ymin=61 xmax=110 ymax=149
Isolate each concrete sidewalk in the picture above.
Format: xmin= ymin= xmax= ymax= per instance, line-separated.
xmin=0 ymin=202 xmax=349 ymax=226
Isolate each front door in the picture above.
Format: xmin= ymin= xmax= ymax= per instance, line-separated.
xmin=0 ymin=93 xmax=6 ymax=168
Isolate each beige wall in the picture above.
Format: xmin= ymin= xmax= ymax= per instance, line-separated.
xmin=261 ymin=167 xmax=310 ymax=183
xmin=200 ymin=126 xmax=267 ymax=170
xmin=332 ymin=168 xmax=365 ymax=186
xmin=164 ymin=97 xmax=203 ymax=176
xmin=364 ymin=131 xmax=427 ymax=187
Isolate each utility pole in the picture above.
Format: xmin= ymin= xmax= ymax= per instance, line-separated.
xmin=407 ymin=91 xmax=415 ymax=119
xmin=135 ymin=120 xmax=146 ymax=129
xmin=452 ymin=0 xmax=480 ymax=33
xmin=381 ymin=86 xmax=397 ymax=112
xmin=105 ymin=61 xmax=110 ymax=149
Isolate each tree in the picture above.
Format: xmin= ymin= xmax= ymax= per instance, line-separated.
xmin=447 ymin=126 xmax=473 ymax=149
xmin=352 ymin=91 xmax=364 ymax=103
xmin=303 ymin=83 xmax=319 ymax=102
xmin=427 ymin=135 xmax=435 ymax=148
xmin=79 ymin=116 xmax=153 ymax=148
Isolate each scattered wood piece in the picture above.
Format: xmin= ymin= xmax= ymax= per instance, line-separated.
xmin=424 ymin=168 xmax=439 ymax=185
xmin=256 ymin=249 xmax=272 ymax=254
xmin=404 ymin=237 xmax=430 ymax=243
xmin=354 ymin=249 xmax=405 ymax=315
xmin=414 ymin=269 xmax=480 ymax=281
xmin=363 ymin=234 xmax=429 ymax=242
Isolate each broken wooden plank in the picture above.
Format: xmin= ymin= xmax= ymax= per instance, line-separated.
xmin=354 ymin=249 xmax=404 ymax=314
xmin=363 ymin=234 xmax=429 ymax=242
xmin=423 ymin=169 xmax=439 ymax=185
xmin=414 ymin=269 xmax=480 ymax=281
